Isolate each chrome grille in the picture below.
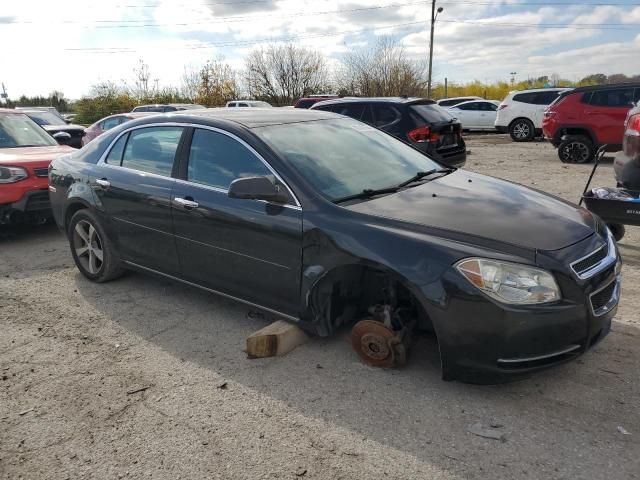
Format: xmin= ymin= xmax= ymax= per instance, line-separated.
xmin=572 ymin=246 xmax=607 ymax=276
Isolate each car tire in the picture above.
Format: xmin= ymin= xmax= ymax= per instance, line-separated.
xmin=509 ymin=118 xmax=534 ymax=142
xmin=68 ymin=209 xmax=124 ymax=283
xmin=558 ymin=136 xmax=594 ymax=164
xmin=607 ymin=223 xmax=625 ymax=242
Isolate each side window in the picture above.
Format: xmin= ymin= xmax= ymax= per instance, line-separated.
xmin=187 ymin=128 xmax=271 ymax=189
xmin=513 ymin=93 xmax=535 ymax=104
xmin=313 ymin=104 xmax=335 ymax=112
xmin=333 ymin=104 xmax=366 ymax=120
xmin=102 ymin=117 xmax=121 ymax=130
xmin=239 ymin=103 xmax=249 ymax=107
xmin=105 ymin=133 xmax=129 ymax=165
xmin=360 ymin=105 xmax=373 ymax=124
xmin=372 ymin=105 xmax=400 ymax=127
xmin=589 ymin=88 xmax=635 ymax=107
xmin=483 ymin=102 xmax=498 ymax=111
xmin=459 ymin=102 xmax=479 ymax=111
xmin=228 ymin=103 xmax=237 ymax=107
xmin=120 ymin=127 xmax=183 ymax=176
xmin=537 ymin=91 xmax=560 ymax=105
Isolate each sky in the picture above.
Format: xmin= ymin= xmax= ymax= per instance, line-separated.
xmin=1 ymin=0 xmax=639 ymax=99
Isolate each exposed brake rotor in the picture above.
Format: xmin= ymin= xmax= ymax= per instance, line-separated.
xmin=351 ymin=319 xmax=405 ymax=368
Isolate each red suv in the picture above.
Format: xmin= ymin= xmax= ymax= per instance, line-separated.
xmin=543 ymin=83 xmax=640 ymax=163
xmin=0 ymin=109 xmax=74 ymax=224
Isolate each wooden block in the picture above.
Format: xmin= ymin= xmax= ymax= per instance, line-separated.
xmin=246 ymin=320 xmax=309 ymax=358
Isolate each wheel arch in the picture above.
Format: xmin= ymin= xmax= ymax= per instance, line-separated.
xmin=63 ymin=199 xmax=92 ymax=235
xmin=302 ymin=261 xmax=437 ymax=337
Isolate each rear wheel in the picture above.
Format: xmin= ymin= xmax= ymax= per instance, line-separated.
xmin=509 ymin=118 xmax=534 ymax=142
xmin=558 ymin=136 xmax=594 ymax=164
xmin=607 ymin=223 xmax=625 ymax=242
xmin=68 ymin=210 xmax=123 ymax=282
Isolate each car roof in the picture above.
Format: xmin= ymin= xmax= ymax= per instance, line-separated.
xmin=510 ymin=87 xmax=571 ymax=94
xmin=451 ymin=99 xmax=496 ymax=106
xmin=0 ymin=108 xmax=24 ymax=115
xmin=138 ymin=107 xmax=342 ymax=128
xmin=569 ymin=82 xmax=640 ymax=93
xmin=312 ymin=97 xmax=434 ymax=108
xmin=439 ymin=96 xmax=482 ymax=100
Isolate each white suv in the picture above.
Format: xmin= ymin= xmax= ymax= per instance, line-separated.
xmin=495 ymin=88 xmax=571 ymax=141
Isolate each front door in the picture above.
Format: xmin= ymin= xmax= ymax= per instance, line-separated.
xmin=93 ymin=125 xmax=185 ymax=275
xmin=171 ymin=127 xmax=303 ymax=317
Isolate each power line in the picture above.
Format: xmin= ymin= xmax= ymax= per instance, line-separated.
xmin=442 ymin=1 xmax=639 ymax=4
xmin=438 ymin=19 xmax=640 ymax=29
xmin=1 ymin=1 xmax=428 ymax=27
xmin=62 ymin=21 xmax=426 ymax=53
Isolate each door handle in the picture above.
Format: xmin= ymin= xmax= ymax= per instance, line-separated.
xmin=95 ymin=179 xmax=110 ymax=188
xmin=174 ymin=197 xmax=199 ymax=209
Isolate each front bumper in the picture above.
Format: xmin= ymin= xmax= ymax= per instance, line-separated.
xmin=426 ymin=235 xmax=620 ymax=384
xmin=0 ymin=189 xmax=52 ymax=223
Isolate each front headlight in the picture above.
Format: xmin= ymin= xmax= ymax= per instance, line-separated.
xmin=0 ymin=166 xmax=28 ymax=184
xmin=456 ymin=258 xmax=561 ymax=305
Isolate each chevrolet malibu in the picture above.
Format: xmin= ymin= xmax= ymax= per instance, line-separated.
xmin=49 ymin=109 xmax=621 ymax=383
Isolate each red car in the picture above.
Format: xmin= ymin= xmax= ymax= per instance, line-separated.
xmin=83 ymin=112 xmax=152 ymax=146
xmin=0 ymin=109 xmax=74 ymax=224
xmin=543 ymin=83 xmax=640 ymax=163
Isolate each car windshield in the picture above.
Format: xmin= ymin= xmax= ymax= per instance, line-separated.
xmin=255 ymin=118 xmax=442 ymax=202
xmin=26 ymin=111 xmax=66 ymax=126
xmin=410 ymin=104 xmax=454 ymax=123
xmin=0 ymin=114 xmax=58 ymax=148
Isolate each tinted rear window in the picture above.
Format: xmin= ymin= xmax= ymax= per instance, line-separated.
xmin=409 ymin=104 xmax=453 ymax=123
xmin=295 ymin=99 xmax=316 ymax=109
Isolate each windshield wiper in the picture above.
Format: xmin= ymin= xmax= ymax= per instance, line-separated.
xmin=333 ymin=186 xmax=400 ymax=204
xmin=395 ymin=168 xmax=456 ymax=189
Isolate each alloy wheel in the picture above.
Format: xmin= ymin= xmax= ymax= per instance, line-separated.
xmin=72 ymin=219 xmax=104 ymax=274
xmin=560 ymin=141 xmax=589 ymax=163
xmin=512 ymin=122 xmax=530 ymax=140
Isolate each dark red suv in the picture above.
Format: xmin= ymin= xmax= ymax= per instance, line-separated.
xmin=543 ymin=83 xmax=640 ymax=163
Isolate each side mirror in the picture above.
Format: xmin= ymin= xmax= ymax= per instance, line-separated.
xmin=228 ymin=176 xmax=289 ymax=204
xmin=52 ymin=131 xmax=72 ymax=145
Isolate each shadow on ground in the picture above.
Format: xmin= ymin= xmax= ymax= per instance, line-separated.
xmin=75 ymin=267 xmax=640 ymax=478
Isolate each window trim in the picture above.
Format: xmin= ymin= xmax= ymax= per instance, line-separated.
xmin=98 ymin=122 xmax=302 ymax=209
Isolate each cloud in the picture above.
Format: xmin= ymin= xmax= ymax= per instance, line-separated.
xmin=1 ymin=0 xmax=639 ymax=98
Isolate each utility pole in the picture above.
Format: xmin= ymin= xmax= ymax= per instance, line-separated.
xmin=427 ymin=1 xmax=443 ymax=98
xmin=0 ymin=83 xmax=7 ymax=105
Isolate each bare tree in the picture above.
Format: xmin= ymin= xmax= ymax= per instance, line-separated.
xmin=123 ymin=59 xmax=158 ymax=100
xmin=245 ymin=43 xmax=331 ymax=105
xmin=337 ymin=36 xmax=427 ymax=97
xmin=181 ymin=65 xmax=201 ymax=101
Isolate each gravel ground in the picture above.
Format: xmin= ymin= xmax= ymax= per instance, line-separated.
xmin=1 ymin=134 xmax=639 ymax=479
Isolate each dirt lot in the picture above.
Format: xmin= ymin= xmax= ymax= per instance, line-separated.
xmin=1 ymin=135 xmax=639 ymax=479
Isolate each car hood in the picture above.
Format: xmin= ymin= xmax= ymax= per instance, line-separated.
xmin=0 ymin=145 xmax=75 ymax=165
xmin=344 ymin=170 xmax=596 ymax=251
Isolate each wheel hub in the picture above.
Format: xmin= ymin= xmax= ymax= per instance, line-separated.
xmin=351 ymin=319 xmax=396 ymax=368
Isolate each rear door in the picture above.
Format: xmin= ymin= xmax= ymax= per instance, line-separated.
xmin=92 ymin=125 xmax=185 ymax=275
xmin=584 ymin=87 xmax=636 ymax=145
xmin=171 ymin=127 xmax=303 ymax=316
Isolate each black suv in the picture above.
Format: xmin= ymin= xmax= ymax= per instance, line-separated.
xmin=311 ymin=97 xmax=466 ymax=167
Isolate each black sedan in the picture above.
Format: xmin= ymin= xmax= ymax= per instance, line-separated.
xmin=22 ymin=109 xmax=85 ymax=148
xmin=48 ymin=109 xmax=621 ymax=383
